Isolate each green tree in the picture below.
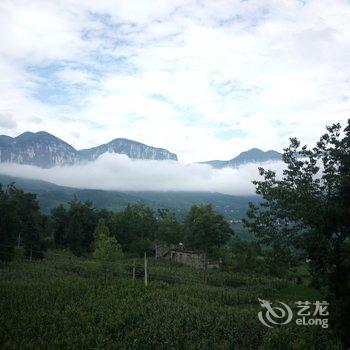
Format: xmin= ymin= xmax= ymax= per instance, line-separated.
xmin=264 ymin=244 xmax=296 ymax=278
xmin=114 ymin=204 xmax=157 ymax=255
xmin=14 ymin=190 xmax=46 ymax=259
xmin=155 ymin=209 xmax=184 ymax=244
xmin=225 ymin=238 xmax=264 ymax=273
xmin=92 ymin=218 xmax=111 ymax=248
xmin=0 ymin=184 xmax=18 ymax=261
xmin=0 ymin=184 xmax=47 ymax=261
xmin=51 ymin=197 xmax=98 ymax=255
xmin=185 ymin=204 xmax=234 ymax=257
xmin=93 ymin=219 xmax=123 ymax=276
xmin=73 ymin=198 xmax=97 ymax=253
xmin=93 ymin=233 xmax=123 ymax=261
xmin=51 ymin=204 xmax=69 ymax=247
xmin=243 ymin=120 xmax=350 ymax=345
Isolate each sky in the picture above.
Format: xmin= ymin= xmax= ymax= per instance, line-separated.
xmin=0 ymin=0 xmax=350 ymax=163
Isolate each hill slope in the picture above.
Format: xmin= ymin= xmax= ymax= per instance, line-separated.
xmin=0 ymin=174 xmax=258 ymax=237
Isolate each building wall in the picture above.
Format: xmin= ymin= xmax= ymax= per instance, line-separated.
xmin=155 ymin=244 xmax=221 ymax=269
xmin=155 ymin=244 xmax=170 ymax=259
xmin=171 ymin=251 xmax=206 ymax=269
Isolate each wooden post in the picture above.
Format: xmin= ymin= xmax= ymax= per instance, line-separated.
xmin=144 ymin=252 xmax=148 ymax=286
xmin=204 ymin=253 xmax=207 ymax=284
xmin=133 ymin=259 xmax=136 ymax=280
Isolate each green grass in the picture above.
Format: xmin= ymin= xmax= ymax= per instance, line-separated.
xmin=279 ymin=284 xmax=322 ymax=301
xmin=0 ymin=251 xmax=341 ymax=349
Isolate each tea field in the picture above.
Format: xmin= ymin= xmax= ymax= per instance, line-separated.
xmin=0 ymin=251 xmax=341 ymax=349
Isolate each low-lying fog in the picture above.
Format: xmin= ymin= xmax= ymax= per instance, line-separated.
xmin=0 ymin=154 xmax=285 ymax=195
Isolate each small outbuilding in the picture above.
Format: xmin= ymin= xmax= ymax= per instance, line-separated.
xmin=155 ymin=243 xmax=221 ymax=269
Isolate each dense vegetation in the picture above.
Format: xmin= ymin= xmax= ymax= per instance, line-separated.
xmin=244 ymin=120 xmax=350 ymax=346
xmin=0 ymin=184 xmax=48 ymax=261
xmin=0 ymin=186 xmax=296 ymax=278
xmin=0 ymin=252 xmax=341 ymax=349
xmin=0 ymin=174 xmax=257 ymax=222
xmin=0 ymin=183 xmax=234 ymax=260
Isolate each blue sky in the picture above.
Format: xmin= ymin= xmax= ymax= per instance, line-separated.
xmin=0 ymin=0 xmax=350 ymax=162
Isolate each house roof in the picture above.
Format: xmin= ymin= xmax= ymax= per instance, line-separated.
xmin=170 ymin=247 xmax=202 ymax=255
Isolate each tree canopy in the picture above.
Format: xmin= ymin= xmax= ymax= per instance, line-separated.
xmin=185 ymin=204 xmax=234 ymax=257
xmin=155 ymin=208 xmax=185 ymax=245
xmin=92 ymin=219 xmax=123 ymax=263
xmin=244 ymin=119 xmax=350 ymax=345
xmin=0 ymin=184 xmax=46 ymax=261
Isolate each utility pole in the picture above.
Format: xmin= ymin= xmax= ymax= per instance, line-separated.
xmin=144 ymin=252 xmax=148 ymax=286
xmin=203 ymin=253 xmax=207 ymax=284
xmin=17 ymin=232 xmax=21 ymax=248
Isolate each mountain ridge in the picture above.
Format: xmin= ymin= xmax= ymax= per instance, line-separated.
xmin=0 ymin=172 xmax=258 ymax=224
xmin=200 ymin=148 xmax=282 ymax=169
xmin=0 ymin=131 xmax=282 ymax=169
xmin=0 ymin=131 xmax=178 ymax=168
xmin=79 ymin=137 xmax=178 ymax=163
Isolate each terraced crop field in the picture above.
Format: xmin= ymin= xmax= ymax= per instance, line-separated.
xmin=0 ymin=251 xmax=340 ymax=349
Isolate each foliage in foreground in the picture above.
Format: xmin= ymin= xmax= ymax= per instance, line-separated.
xmin=0 ymin=184 xmax=47 ymax=261
xmin=244 ymin=120 xmax=350 ymax=345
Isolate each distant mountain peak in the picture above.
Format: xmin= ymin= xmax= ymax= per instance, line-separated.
xmin=14 ymin=130 xmax=50 ymax=139
xmin=79 ymin=137 xmax=178 ymax=162
xmin=201 ymin=148 xmax=282 ymax=169
xmin=0 ymin=131 xmax=78 ymax=168
xmin=13 ymin=131 xmax=76 ymax=148
xmin=245 ymin=147 xmax=261 ymax=152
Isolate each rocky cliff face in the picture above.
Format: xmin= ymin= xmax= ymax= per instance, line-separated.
xmin=0 ymin=131 xmax=178 ymax=168
xmin=79 ymin=138 xmax=178 ymax=162
xmin=0 ymin=132 xmax=79 ymax=168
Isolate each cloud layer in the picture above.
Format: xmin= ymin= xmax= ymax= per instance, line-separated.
xmin=0 ymin=0 xmax=350 ymax=162
xmin=0 ymin=154 xmax=284 ymax=195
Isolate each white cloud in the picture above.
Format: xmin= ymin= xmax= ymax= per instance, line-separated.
xmin=0 ymin=154 xmax=284 ymax=195
xmin=0 ymin=112 xmax=17 ymax=129
xmin=54 ymin=69 xmax=96 ymax=86
xmin=0 ymin=0 xmax=349 ymax=162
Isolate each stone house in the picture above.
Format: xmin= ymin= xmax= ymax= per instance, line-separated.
xmin=155 ymin=243 xmax=221 ymax=269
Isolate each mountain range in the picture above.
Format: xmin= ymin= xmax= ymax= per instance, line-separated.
xmin=0 ymin=131 xmax=282 ymax=168
xmin=0 ymin=131 xmax=178 ymax=168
